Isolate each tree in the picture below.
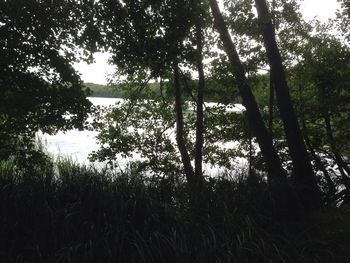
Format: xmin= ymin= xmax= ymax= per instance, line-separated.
xmin=0 ymin=0 xmax=95 ymax=159
xmin=208 ymin=0 xmax=297 ymax=210
xmin=297 ymin=32 xmax=350 ymax=202
xmin=87 ymin=0 xmax=349 ymax=208
xmin=194 ymin=2 xmax=206 ymax=181
xmin=220 ymin=0 xmax=305 ymax=143
xmin=254 ymin=0 xmax=322 ymax=209
xmin=94 ymin=0 xmax=209 ymax=191
xmin=337 ymin=0 xmax=350 ymax=42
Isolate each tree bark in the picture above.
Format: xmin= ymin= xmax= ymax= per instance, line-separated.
xmin=254 ymin=0 xmax=322 ymax=209
xmin=268 ymin=72 xmax=274 ymax=135
xmin=268 ymin=0 xmax=275 ymax=136
xmin=173 ymin=60 xmax=196 ymax=188
xmin=208 ymin=0 xmax=289 ymax=192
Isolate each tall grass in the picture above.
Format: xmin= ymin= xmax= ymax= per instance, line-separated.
xmin=0 ymin=156 xmax=349 ymax=263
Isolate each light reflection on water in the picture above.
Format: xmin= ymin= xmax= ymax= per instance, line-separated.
xmin=40 ymin=97 xmax=120 ymax=165
xmin=40 ymin=97 xmax=247 ymax=173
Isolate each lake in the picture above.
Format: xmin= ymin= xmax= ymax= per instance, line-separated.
xmin=39 ymin=97 xmax=120 ymax=165
xmin=40 ymin=97 xmax=247 ymax=173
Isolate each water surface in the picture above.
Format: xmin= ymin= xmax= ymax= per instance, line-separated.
xmin=41 ymin=97 xmax=247 ymax=172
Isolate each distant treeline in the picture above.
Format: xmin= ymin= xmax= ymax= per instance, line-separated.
xmin=83 ymin=82 xmax=161 ymax=98
xmin=83 ymin=82 xmax=162 ymax=99
xmin=84 ymin=81 xmax=241 ymax=103
xmin=84 ymin=82 xmax=124 ymax=98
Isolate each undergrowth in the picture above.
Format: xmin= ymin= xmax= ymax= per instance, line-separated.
xmin=0 ymin=157 xmax=349 ymax=263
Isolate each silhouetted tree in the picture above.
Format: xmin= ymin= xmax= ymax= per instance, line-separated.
xmin=0 ymin=0 xmax=95 ymax=158
xmin=254 ymin=0 xmax=322 ymax=209
xmin=95 ymin=0 xmax=207 ymax=191
xmin=208 ymin=0 xmax=297 ymax=210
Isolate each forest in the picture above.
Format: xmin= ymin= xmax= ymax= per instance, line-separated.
xmin=84 ymin=82 xmax=123 ymax=97
xmin=1 ymin=0 xmax=350 ymax=262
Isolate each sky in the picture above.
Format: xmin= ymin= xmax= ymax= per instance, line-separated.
xmin=74 ymin=0 xmax=341 ymax=85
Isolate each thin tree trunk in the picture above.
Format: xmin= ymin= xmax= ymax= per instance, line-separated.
xmin=173 ymin=60 xmax=196 ymax=188
xmin=254 ymin=0 xmax=322 ymax=209
xmin=298 ymin=84 xmax=335 ymax=197
xmin=303 ymin=122 xmax=336 ymax=196
xmin=268 ymin=72 xmax=274 ymax=135
xmin=268 ymin=0 xmax=275 ymax=136
xmin=194 ymin=22 xmax=205 ymax=182
xmin=249 ymin=127 xmax=253 ymax=176
xmin=324 ymin=111 xmax=350 ymax=189
xmin=209 ymin=0 xmax=290 ymax=195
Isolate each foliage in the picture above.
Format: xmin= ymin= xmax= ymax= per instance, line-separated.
xmin=95 ymin=0 xmax=205 ymax=78
xmin=337 ymin=0 xmax=350 ymax=42
xmin=89 ymin=88 xmax=248 ymax=174
xmin=296 ymin=34 xmax=350 ymax=155
xmin=90 ymin=96 xmax=181 ymax=173
xmin=222 ymin=0 xmax=310 ymax=71
xmin=0 ymin=0 xmax=95 ymax=158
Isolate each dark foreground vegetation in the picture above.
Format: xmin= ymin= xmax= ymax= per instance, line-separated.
xmin=0 ymin=155 xmax=350 ymax=263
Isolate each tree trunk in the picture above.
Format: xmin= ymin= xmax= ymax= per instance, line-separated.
xmin=298 ymin=84 xmax=335 ymax=198
xmin=324 ymin=111 xmax=350 ymax=190
xmin=173 ymin=60 xmax=196 ymax=189
xmin=303 ymin=121 xmax=336 ymax=197
xmin=254 ymin=0 xmax=322 ymax=209
xmin=194 ymin=23 xmax=205 ymax=182
xmin=209 ymin=0 xmax=293 ymax=203
xmin=268 ymin=72 xmax=274 ymax=135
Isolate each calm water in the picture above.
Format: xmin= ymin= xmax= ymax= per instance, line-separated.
xmin=40 ymin=97 xmax=247 ymax=172
xmin=40 ymin=97 xmax=121 ymax=164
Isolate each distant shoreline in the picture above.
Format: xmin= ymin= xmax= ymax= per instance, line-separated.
xmin=84 ymin=82 xmax=123 ymax=98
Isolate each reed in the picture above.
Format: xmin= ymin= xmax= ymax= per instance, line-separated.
xmin=0 ymin=156 xmax=349 ymax=263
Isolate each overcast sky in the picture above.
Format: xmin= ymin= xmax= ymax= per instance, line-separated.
xmin=74 ymin=0 xmax=341 ymax=85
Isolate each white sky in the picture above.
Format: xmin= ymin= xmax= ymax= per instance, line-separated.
xmin=74 ymin=0 xmax=341 ymax=85
xmin=74 ymin=52 xmax=115 ymax=84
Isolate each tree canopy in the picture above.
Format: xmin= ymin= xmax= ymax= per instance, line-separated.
xmin=0 ymin=0 xmax=95 ymax=158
